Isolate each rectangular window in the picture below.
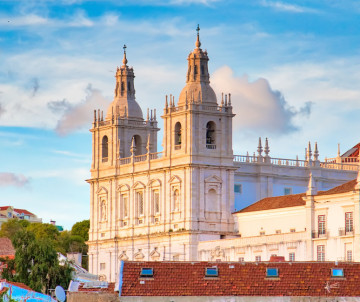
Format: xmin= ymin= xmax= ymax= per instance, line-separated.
xmin=289 ymin=252 xmax=295 ymax=262
xmin=234 ymin=184 xmax=242 ymax=194
xmin=276 ymin=230 xmax=281 ymax=234
xmin=290 ymin=228 xmax=296 ymax=233
xmin=260 ymin=231 xmax=265 ymax=236
xmin=238 ymin=257 xmax=244 ymax=262
xmin=100 ymin=263 xmax=105 ymax=270
xmin=137 ymin=191 xmax=144 ymax=216
xmin=284 ymin=187 xmax=292 ymax=195
xmin=318 ymin=215 xmax=326 ymax=235
xmin=153 ymin=190 xmax=160 ymax=214
xmin=266 ymin=268 xmax=278 ymax=277
xmin=205 ymin=267 xmax=218 ymax=277
xmin=331 ymin=268 xmax=344 ymax=277
xmin=345 ymin=212 xmax=353 ymax=233
xmin=317 ymin=245 xmax=325 ymax=261
xmin=140 ymin=268 xmax=153 ymax=277
xmin=255 ymin=255 xmax=261 ymax=262
xmin=347 ymin=250 xmax=353 ymax=262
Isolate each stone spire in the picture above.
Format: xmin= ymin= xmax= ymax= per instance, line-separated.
xmin=106 ymin=45 xmax=143 ymax=120
xmin=264 ymin=138 xmax=270 ymax=157
xmin=257 ymin=137 xmax=263 ymax=157
xmin=314 ymin=142 xmax=319 ymax=161
xmin=122 ymin=44 xmax=128 ymax=66
xmin=306 ymin=142 xmax=312 ymax=162
xmin=177 ymin=25 xmax=217 ymax=106
xmin=195 ymin=24 xmax=201 ymax=48
xmin=306 ymin=173 xmax=317 ymax=196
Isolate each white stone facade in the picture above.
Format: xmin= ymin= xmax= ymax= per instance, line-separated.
xmin=199 ymin=177 xmax=360 ymax=264
xmin=87 ymin=33 xmax=359 ymax=282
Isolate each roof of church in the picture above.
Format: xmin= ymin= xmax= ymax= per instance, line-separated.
xmin=235 ymin=178 xmax=358 ymax=214
xmin=76 ymin=261 xmax=360 ymax=297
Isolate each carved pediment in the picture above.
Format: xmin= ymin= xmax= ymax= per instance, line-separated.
xmin=97 ymin=186 xmax=108 ymax=195
xmin=168 ymin=175 xmax=181 ymax=184
xmin=205 ymin=175 xmax=222 ymax=184
xmin=148 ymin=179 xmax=162 ymax=187
xmin=132 ymin=181 xmax=146 ymax=189
xmin=117 ymin=184 xmax=130 ymax=192
xmin=134 ymin=249 xmax=145 ymax=260
xmin=119 ymin=251 xmax=129 ymax=261
xmin=150 ymin=247 xmax=160 ymax=261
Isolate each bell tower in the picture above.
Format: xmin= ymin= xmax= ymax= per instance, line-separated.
xmin=162 ymin=25 xmax=235 ymax=165
xmin=91 ymin=45 xmax=159 ymax=172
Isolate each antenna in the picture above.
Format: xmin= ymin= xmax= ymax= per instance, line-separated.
xmin=55 ymin=285 xmax=66 ymax=302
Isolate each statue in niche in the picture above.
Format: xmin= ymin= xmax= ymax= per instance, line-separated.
xmin=101 ymin=200 xmax=107 ymax=221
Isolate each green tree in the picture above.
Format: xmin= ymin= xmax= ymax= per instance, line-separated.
xmin=71 ymin=219 xmax=90 ymax=241
xmin=0 ymin=219 xmax=30 ymax=240
xmin=3 ymin=229 xmax=73 ymax=293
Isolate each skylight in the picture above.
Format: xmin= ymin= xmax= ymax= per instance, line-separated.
xmin=331 ymin=268 xmax=344 ymax=277
xmin=266 ymin=268 xmax=279 ymax=277
xmin=140 ymin=268 xmax=154 ymax=277
xmin=205 ymin=267 xmax=218 ymax=277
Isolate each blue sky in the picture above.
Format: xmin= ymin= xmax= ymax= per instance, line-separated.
xmin=1 ymin=0 xmax=360 ymax=229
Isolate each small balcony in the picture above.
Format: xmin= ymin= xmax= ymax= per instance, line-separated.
xmin=338 ymin=227 xmax=354 ymax=237
xmin=206 ymin=144 xmax=216 ymax=150
xmin=312 ymin=230 xmax=328 ymax=239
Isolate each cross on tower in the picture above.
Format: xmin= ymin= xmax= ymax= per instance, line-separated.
xmin=123 ymin=44 xmax=127 ymax=54
xmin=196 ymin=24 xmax=200 ymax=35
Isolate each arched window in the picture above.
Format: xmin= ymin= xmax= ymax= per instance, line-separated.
xmin=174 ymin=122 xmax=182 ymax=149
xmin=194 ymin=65 xmax=198 ymax=75
xmin=173 ymin=189 xmax=180 ymax=211
xmin=206 ymin=121 xmax=216 ymax=149
xmin=127 ymin=81 xmax=131 ymax=91
xmin=121 ymin=81 xmax=124 ymax=91
xmin=132 ymin=135 xmax=142 ymax=155
xmin=102 ymin=136 xmax=108 ymax=161
xmin=201 ymin=65 xmax=205 ymax=75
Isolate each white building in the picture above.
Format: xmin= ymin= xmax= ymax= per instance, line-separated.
xmin=199 ymin=173 xmax=360 ymax=264
xmin=87 ymin=28 xmax=358 ymax=282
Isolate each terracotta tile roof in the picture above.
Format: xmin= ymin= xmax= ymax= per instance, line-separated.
xmin=117 ymin=261 xmax=360 ymax=297
xmin=235 ymin=193 xmax=306 ymax=214
xmin=0 ymin=206 xmax=11 ymax=211
xmin=0 ymin=238 xmax=15 ymax=257
xmin=13 ymin=208 xmax=34 ymax=216
xmin=341 ymin=142 xmax=360 ymax=158
xmin=317 ymin=179 xmax=357 ymax=196
xmin=235 ymin=179 xmax=359 ymax=214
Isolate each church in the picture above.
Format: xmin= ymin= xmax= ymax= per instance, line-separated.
xmin=86 ymin=27 xmax=358 ymax=282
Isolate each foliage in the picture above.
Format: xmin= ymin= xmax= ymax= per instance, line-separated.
xmin=0 ymin=219 xmax=30 ymax=241
xmin=71 ymin=219 xmax=90 ymax=241
xmin=2 ymin=229 xmax=73 ymax=294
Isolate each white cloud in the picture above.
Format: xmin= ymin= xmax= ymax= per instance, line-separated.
xmin=0 ymin=172 xmax=29 ymax=187
xmin=211 ymin=66 xmax=311 ymax=134
xmin=55 ymin=85 xmax=109 ymax=135
xmin=260 ymin=0 xmax=317 ymax=13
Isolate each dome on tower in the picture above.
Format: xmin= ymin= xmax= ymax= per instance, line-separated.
xmin=178 ymin=25 xmax=217 ymax=106
xmin=106 ymin=45 xmax=143 ymax=120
